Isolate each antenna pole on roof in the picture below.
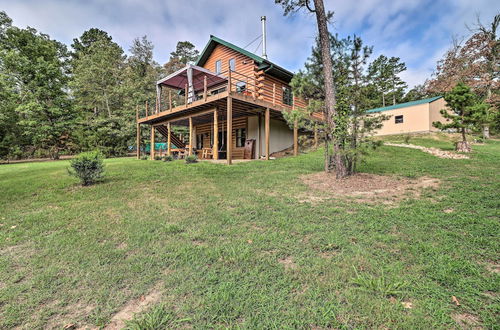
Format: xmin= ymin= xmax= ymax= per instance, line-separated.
xmin=261 ymin=16 xmax=268 ymax=59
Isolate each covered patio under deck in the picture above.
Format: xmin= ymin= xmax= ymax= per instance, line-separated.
xmin=137 ymin=93 xmax=298 ymax=164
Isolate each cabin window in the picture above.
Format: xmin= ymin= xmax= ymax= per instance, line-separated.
xmin=282 ymin=86 xmax=293 ymax=106
xmin=395 ymin=115 xmax=404 ymax=124
xmin=215 ymin=60 xmax=221 ymax=74
xmin=196 ymin=133 xmax=204 ymax=149
xmin=229 ymin=58 xmax=235 ymax=71
xmin=236 ymin=128 xmax=246 ymax=147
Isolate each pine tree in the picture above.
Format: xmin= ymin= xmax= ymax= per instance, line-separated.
xmin=70 ymin=31 xmax=127 ymax=156
xmin=164 ymin=41 xmax=199 ymax=74
xmin=433 ymin=83 xmax=486 ymax=152
xmin=387 ymin=57 xmax=407 ymax=105
xmin=367 ymin=55 xmax=391 ymax=107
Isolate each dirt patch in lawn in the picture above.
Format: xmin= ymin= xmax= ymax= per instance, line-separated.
xmin=484 ymin=261 xmax=500 ymax=274
xmin=278 ymin=256 xmax=297 ymax=270
xmin=43 ymin=301 xmax=95 ymax=330
xmin=300 ymin=172 xmax=440 ymax=204
xmin=451 ymin=313 xmax=482 ymax=329
xmin=104 ymin=283 xmax=163 ymax=330
xmin=384 ymin=142 xmax=470 ymax=159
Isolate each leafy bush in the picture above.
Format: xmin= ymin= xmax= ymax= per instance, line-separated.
xmin=68 ymin=151 xmax=105 ymax=186
xmin=163 ymin=155 xmax=174 ymax=162
xmin=141 ymin=155 xmax=148 ymax=160
xmin=185 ymin=155 xmax=198 ymax=164
xmin=154 ymin=155 xmax=162 ymax=160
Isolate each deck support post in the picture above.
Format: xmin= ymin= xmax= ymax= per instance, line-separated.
xmin=293 ymin=119 xmax=298 ymax=156
xmin=314 ymin=125 xmax=318 ymax=149
xmin=227 ymin=96 xmax=233 ymax=165
xmin=145 ymin=100 xmax=149 ymax=117
xmin=265 ymin=108 xmax=270 ymax=160
xmin=136 ymin=106 xmax=140 ymax=159
xmin=136 ymin=123 xmax=140 ymax=159
xmin=188 ymin=117 xmax=193 ymax=156
xmin=150 ymin=125 xmax=155 ymax=160
xmin=167 ymin=122 xmax=171 ymax=156
xmin=213 ymin=108 xmax=219 ymax=160
xmin=156 ymin=84 xmax=160 ymax=114
xmin=169 ymin=90 xmax=172 ymax=111
xmin=203 ymin=76 xmax=208 ymax=101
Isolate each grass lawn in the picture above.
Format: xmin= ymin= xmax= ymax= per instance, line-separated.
xmin=0 ymin=137 xmax=499 ymax=329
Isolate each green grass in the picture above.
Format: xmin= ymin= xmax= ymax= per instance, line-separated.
xmin=0 ymin=137 xmax=499 ymax=328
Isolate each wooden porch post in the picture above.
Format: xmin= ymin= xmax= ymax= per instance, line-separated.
xmin=136 ymin=106 xmax=140 ymax=159
xmin=314 ymin=125 xmax=318 ymax=149
xmin=188 ymin=117 xmax=193 ymax=156
xmin=213 ymin=108 xmax=219 ymax=160
xmin=227 ymin=96 xmax=233 ymax=165
xmin=169 ymin=89 xmax=172 ymax=111
xmin=167 ymin=122 xmax=171 ymax=156
xmin=265 ymin=107 xmax=270 ymax=160
xmin=293 ymin=119 xmax=298 ymax=156
xmin=155 ymin=85 xmax=160 ymax=114
xmin=136 ymin=124 xmax=140 ymax=159
xmin=203 ymin=76 xmax=208 ymax=101
xmin=150 ymin=125 xmax=155 ymax=160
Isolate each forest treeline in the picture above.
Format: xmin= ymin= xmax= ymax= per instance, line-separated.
xmin=0 ymin=10 xmax=497 ymax=160
xmin=0 ymin=11 xmax=200 ymax=160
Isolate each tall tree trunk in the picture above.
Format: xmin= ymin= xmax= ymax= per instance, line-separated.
xmin=312 ymin=0 xmax=348 ymax=178
xmin=456 ymin=127 xmax=471 ymax=152
xmin=483 ymin=125 xmax=490 ymax=139
xmin=483 ymin=14 xmax=499 ymax=139
xmin=382 ymin=93 xmax=385 ymax=107
xmin=392 ymin=76 xmax=396 ymax=105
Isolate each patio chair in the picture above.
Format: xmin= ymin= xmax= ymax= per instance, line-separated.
xmin=201 ymin=148 xmax=213 ymax=159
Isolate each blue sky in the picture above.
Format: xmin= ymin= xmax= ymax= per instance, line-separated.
xmin=1 ymin=0 xmax=498 ymax=88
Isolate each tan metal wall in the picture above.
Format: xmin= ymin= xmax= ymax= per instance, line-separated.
xmin=429 ymin=98 xmax=449 ymax=132
xmin=371 ymin=103 xmax=431 ymax=136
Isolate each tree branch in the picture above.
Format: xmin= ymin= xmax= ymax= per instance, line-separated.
xmin=305 ymin=0 xmax=316 ymax=13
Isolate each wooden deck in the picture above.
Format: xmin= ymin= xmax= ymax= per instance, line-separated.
xmin=136 ymin=64 xmax=321 ymax=164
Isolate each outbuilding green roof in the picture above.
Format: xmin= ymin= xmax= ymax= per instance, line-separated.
xmin=366 ymin=96 xmax=442 ymax=113
xmin=195 ymin=35 xmax=294 ymax=82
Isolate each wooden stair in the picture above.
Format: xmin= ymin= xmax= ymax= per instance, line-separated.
xmin=155 ymin=125 xmax=186 ymax=148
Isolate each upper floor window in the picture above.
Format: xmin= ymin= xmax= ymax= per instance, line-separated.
xmin=215 ymin=60 xmax=221 ymax=74
xmin=229 ymin=58 xmax=235 ymax=71
xmin=282 ymin=86 xmax=293 ymax=106
xmin=395 ymin=115 xmax=403 ymax=124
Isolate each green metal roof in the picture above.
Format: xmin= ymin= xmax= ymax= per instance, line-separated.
xmin=195 ymin=35 xmax=294 ymax=82
xmin=366 ymin=96 xmax=442 ymax=113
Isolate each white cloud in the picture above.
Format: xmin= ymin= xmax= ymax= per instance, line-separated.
xmin=1 ymin=0 xmax=499 ymax=88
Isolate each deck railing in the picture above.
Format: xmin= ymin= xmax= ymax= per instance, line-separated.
xmin=137 ymin=65 xmax=312 ymax=120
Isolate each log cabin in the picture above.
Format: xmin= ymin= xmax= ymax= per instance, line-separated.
xmin=136 ymin=35 xmax=319 ymax=164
